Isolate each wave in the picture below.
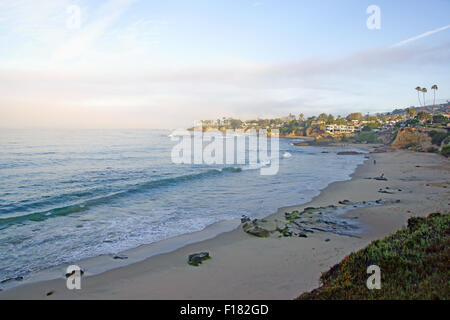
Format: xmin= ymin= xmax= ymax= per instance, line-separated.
xmin=0 ymin=167 xmax=243 ymax=228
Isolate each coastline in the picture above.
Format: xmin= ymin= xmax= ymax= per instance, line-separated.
xmin=1 ymin=145 xmax=448 ymax=299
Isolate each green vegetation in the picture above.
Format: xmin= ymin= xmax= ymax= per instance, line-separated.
xmin=297 ymin=213 xmax=450 ymax=300
xmin=352 ymin=131 xmax=380 ymax=144
xmin=441 ymin=145 xmax=450 ymax=158
xmin=429 ymin=130 xmax=449 ymax=146
xmin=433 ymin=114 xmax=447 ymax=124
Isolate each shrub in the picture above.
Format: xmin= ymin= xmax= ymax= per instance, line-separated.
xmin=441 ymin=145 xmax=450 ymax=158
xmin=354 ymin=132 xmax=379 ymax=144
xmin=297 ymin=213 xmax=450 ymax=300
xmin=429 ymin=131 xmax=449 ymax=146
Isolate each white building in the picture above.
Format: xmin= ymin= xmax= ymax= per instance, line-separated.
xmin=325 ymin=124 xmax=359 ymax=134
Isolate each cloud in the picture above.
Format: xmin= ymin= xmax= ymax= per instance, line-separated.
xmin=51 ymin=0 xmax=137 ymax=62
xmin=1 ymin=39 xmax=448 ymax=129
xmin=391 ymin=24 xmax=450 ymax=48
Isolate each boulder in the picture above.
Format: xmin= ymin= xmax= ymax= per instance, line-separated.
xmin=113 ymin=255 xmax=128 ymax=260
xmin=283 ymin=231 xmax=293 ymax=237
xmin=188 ymin=252 xmax=211 ymax=266
xmin=246 ymin=226 xmax=271 ymax=238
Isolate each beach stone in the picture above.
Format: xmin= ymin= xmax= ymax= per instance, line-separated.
xmin=113 ymin=255 xmax=128 ymax=260
xmin=339 ymin=200 xmax=352 ymax=205
xmin=337 ymin=151 xmax=364 ymax=155
xmin=297 ymin=232 xmax=308 ymax=238
xmin=65 ymin=269 xmax=84 ymax=278
xmin=241 ymin=215 xmax=251 ymax=223
xmin=246 ymin=226 xmax=271 ymax=238
xmin=294 ymin=142 xmax=309 ymax=146
xmin=46 ymin=291 xmax=54 ymax=296
xmin=325 ymin=239 xmax=331 ymax=242
xmin=188 ymin=252 xmax=211 ymax=266
xmin=283 ymin=231 xmax=293 ymax=237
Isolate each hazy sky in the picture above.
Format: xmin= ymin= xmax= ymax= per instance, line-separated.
xmin=0 ymin=0 xmax=449 ymax=129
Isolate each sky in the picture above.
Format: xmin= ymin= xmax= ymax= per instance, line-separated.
xmin=0 ymin=0 xmax=449 ymax=129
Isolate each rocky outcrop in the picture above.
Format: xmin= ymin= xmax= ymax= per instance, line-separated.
xmin=391 ymin=128 xmax=433 ymax=152
xmin=242 ymin=221 xmax=271 ymax=238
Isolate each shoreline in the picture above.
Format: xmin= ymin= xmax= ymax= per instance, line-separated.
xmin=0 ymin=143 xmax=366 ymax=292
xmin=1 ymin=145 xmax=448 ymax=299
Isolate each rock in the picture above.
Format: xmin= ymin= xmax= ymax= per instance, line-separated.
xmin=338 ymin=200 xmax=352 ymax=205
xmin=46 ymin=291 xmax=54 ymax=296
xmin=325 ymin=239 xmax=331 ymax=242
xmin=337 ymin=151 xmax=364 ymax=155
xmin=283 ymin=231 xmax=293 ymax=237
xmin=188 ymin=252 xmax=211 ymax=266
xmin=241 ymin=215 xmax=251 ymax=223
xmin=113 ymin=255 xmax=128 ymax=260
xmin=246 ymin=226 xmax=271 ymax=238
xmin=294 ymin=142 xmax=309 ymax=147
xmin=1 ymin=276 xmax=23 ymax=284
xmin=297 ymin=232 xmax=308 ymax=238
xmin=65 ymin=269 xmax=84 ymax=278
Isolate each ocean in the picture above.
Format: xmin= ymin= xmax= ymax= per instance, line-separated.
xmin=0 ymin=129 xmax=366 ymax=286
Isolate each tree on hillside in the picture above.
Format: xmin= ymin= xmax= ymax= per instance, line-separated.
xmin=317 ymin=113 xmax=328 ymax=122
xmin=415 ymin=87 xmax=422 ymax=106
xmin=433 ymin=114 xmax=447 ymax=124
xmin=407 ymin=107 xmax=417 ymax=118
xmin=416 ymin=111 xmax=432 ymax=122
xmin=431 ymin=85 xmax=438 ymax=106
xmin=327 ymin=114 xmax=335 ymax=124
xmin=346 ymin=112 xmax=363 ymax=122
xmin=299 ymin=113 xmax=304 ymax=121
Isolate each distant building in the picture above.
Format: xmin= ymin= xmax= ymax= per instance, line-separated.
xmin=325 ymin=124 xmax=360 ymax=134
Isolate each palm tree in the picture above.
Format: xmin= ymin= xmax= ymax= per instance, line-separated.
xmin=431 ymin=85 xmax=438 ymax=106
xmin=415 ymin=87 xmax=422 ymax=106
xmin=422 ymin=88 xmax=428 ymax=106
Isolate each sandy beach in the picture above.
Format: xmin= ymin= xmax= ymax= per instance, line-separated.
xmin=1 ymin=145 xmax=448 ymax=300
